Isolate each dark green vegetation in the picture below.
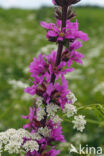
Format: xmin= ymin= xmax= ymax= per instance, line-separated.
xmin=0 ymin=7 xmax=104 ymax=155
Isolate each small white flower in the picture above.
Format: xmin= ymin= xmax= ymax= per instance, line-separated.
xmin=36 ymin=97 xmax=43 ymax=106
xmin=4 ymin=141 xmax=21 ymax=154
xmin=10 ymin=134 xmax=23 ymax=146
xmin=46 ymin=103 xmax=59 ymax=117
xmin=6 ymin=128 xmax=17 ymax=135
xmin=23 ymin=140 xmax=39 ymax=152
xmin=0 ymin=132 xmax=9 ymax=144
xmin=66 ymin=92 xmax=77 ymax=104
xmin=17 ymin=128 xmax=30 ymax=138
xmin=0 ymin=128 xmax=16 ymax=144
xmin=37 ymin=106 xmax=46 ymax=121
xmin=31 ymin=132 xmax=42 ymax=140
xmin=63 ymin=104 xmax=77 ymax=118
xmin=72 ymin=115 xmax=86 ymax=132
xmin=52 ymin=115 xmax=63 ymax=123
xmin=38 ymin=126 xmax=51 ymax=137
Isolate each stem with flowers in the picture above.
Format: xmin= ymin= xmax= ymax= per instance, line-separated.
xmin=0 ymin=0 xmax=89 ymax=156
xmin=51 ymin=4 xmax=68 ymax=84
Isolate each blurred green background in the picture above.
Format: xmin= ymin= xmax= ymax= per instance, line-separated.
xmin=0 ymin=6 xmax=104 ymax=155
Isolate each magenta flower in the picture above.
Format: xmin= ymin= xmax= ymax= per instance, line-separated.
xmin=40 ymin=20 xmax=64 ymax=42
xmin=51 ymin=123 xmax=65 ymax=142
xmin=24 ymin=85 xmax=36 ymax=96
xmin=70 ymin=40 xmax=82 ymax=51
xmin=62 ymin=39 xmax=85 ymax=67
xmin=54 ymin=76 xmax=70 ymax=109
xmin=47 ymin=120 xmax=65 ymax=142
xmin=62 ymin=49 xmax=84 ymax=67
xmin=29 ymin=54 xmax=49 ymax=80
xmin=22 ymin=106 xmax=42 ymax=130
xmin=46 ymin=149 xmax=60 ymax=156
xmin=52 ymin=0 xmax=56 ymax=5
xmin=26 ymin=151 xmax=39 ymax=156
xmin=48 ymin=59 xmax=74 ymax=79
xmin=41 ymin=20 xmax=89 ymax=42
xmin=22 ymin=107 xmax=35 ymax=122
xmin=46 ymin=51 xmax=74 ymax=78
xmin=22 ymin=107 xmax=36 ymax=130
xmin=69 ymin=50 xmax=84 ymax=65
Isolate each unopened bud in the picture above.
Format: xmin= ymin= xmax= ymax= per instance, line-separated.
xmin=68 ymin=0 xmax=81 ymax=5
xmin=67 ymin=7 xmax=75 ymax=19
xmin=55 ymin=6 xmax=75 ymax=20
xmin=53 ymin=0 xmax=81 ymax=6
xmin=62 ymin=51 xmax=70 ymax=62
xmin=55 ymin=7 xmax=62 ymax=20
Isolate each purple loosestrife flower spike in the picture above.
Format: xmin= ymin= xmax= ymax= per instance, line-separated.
xmin=22 ymin=0 xmax=89 ymax=156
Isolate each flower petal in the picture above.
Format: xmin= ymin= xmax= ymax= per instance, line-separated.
xmin=47 ymin=30 xmax=58 ymax=37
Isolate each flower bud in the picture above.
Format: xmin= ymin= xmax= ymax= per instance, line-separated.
xmin=52 ymin=0 xmax=81 ymax=6
xmin=61 ymin=51 xmax=70 ymax=62
xmin=55 ymin=6 xmax=75 ymax=20
xmin=36 ymin=86 xmax=46 ymax=96
xmin=55 ymin=7 xmax=62 ymax=20
xmin=67 ymin=7 xmax=75 ymax=19
xmin=68 ymin=0 xmax=81 ymax=5
xmin=52 ymin=0 xmax=69 ymax=6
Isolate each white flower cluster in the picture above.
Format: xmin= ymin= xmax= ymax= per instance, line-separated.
xmin=36 ymin=97 xmax=43 ymax=107
xmin=66 ymin=92 xmax=77 ymax=104
xmin=52 ymin=115 xmax=63 ymax=123
xmin=46 ymin=103 xmax=63 ymax=123
xmin=72 ymin=115 xmax=87 ymax=132
xmin=64 ymin=92 xmax=86 ymax=132
xmin=36 ymin=98 xmax=62 ymax=123
xmin=23 ymin=140 xmax=39 ymax=153
xmin=35 ymin=97 xmax=46 ymax=121
xmin=37 ymin=106 xmax=46 ymax=121
xmin=46 ymin=103 xmax=59 ymax=117
xmin=63 ymin=103 xmax=77 ymax=118
xmin=38 ymin=126 xmax=51 ymax=137
xmin=63 ymin=92 xmax=77 ymax=118
xmin=0 ymin=128 xmax=40 ymax=155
